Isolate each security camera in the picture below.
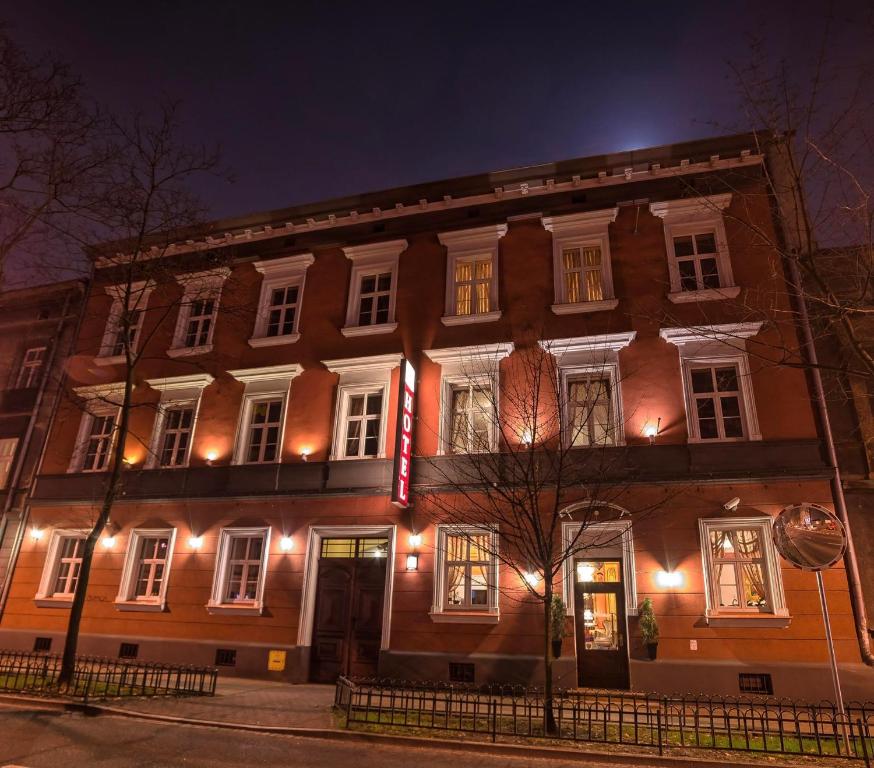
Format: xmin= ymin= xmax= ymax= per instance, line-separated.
xmin=723 ymin=497 xmax=741 ymax=512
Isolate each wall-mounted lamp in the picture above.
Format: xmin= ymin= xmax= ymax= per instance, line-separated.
xmin=409 ymin=533 xmax=422 ymax=548
xmin=300 ymin=448 xmax=310 ymax=462
xmin=520 ymin=428 xmax=534 ymax=447
xmin=523 ymin=571 xmax=541 ymax=587
xmin=205 ymin=450 xmax=218 ymax=466
xmin=655 ymin=570 xmax=683 ymax=588
xmin=406 ymin=554 xmax=419 ymax=571
xmin=279 ymin=536 xmax=294 ymax=552
xmin=644 ymin=418 xmax=661 ymax=445
xmin=122 ymin=456 xmax=135 ymax=468
xmin=188 ymin=535 xmax=204 ymax=550
xmin=29 ymin=527 xmax=44 ymax=541
xmin=101 ymin=535 xmax=116 ymax=549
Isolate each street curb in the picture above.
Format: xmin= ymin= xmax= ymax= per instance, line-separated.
xmin=0 ymin=694 xmax=806 ymax=768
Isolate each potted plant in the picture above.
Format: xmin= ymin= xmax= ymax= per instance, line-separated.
xmin=639 ymin=597 xmax=659 ymax=660
xmin=550 ymin=594 xmax=567 ymax=658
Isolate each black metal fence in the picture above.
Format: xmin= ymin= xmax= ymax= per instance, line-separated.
xmin=0 ymin=649 xmax=218 ymax=701
xmin=336 ymin=677 xmax=874 ymax=764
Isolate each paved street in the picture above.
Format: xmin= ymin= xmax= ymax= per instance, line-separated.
xmin=0 ymin=702 xmax=661 ymax=768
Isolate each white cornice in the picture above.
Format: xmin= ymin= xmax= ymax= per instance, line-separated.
xmin=228 ymin=364 xmax=303 ymax=384
xmin=649 ymin=193 xmax=732 ymax=221
xmin=323 ymin=353 xmax=402 ymax=375
xmin=105 ymin=280 xmax=155 ymax=301
xmin=95 ymin=152 xmax=762 ymax=267
xmin=542 ymin=207 xmax=618 ymax=234
xmin=145 ymin=373 xmax=214 ymax=392
xmin=539 ymin=333 xmax=636 ymax=358
xmin=437 ymin=223 xmax=508 ymax=250
xmin=73 ymin=382 xmax=127 ymax=400
xmin=659 ymin=322 xmax=763 ymax=346
xmin=252 ymin=253 xmax=314 ymax=277
xmin=342 ymin=239 xmax=408 ymax=264
xmin=424 ymin=343 xmax=514 ymax=367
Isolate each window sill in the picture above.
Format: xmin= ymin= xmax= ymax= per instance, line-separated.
xmin=441 ymin=310 xmax=502 ymax=327
xmin=551 ymin=299 xmax=619 ymax=315
xmin=248 ymin=333 xmax=300 ymax=348
xmin=705 ymin=613 xmax=791 ymax=628
xmin=667 ymin=286 xmax=741 ymax=304
xmin=341 ymin=322 xmax=398 ymax=338
xmin=114 ymin=600 xmax=166 ymax=612
xmin=206 ymin=602 xmax=264 ymax=616
xmin=429 ymin=611 xmax=500 ymax=624
xmin=167 ymin=344 xmax=213 ymax=358
xmin=34 ymin=597 xmax=73 ymax=608
xmin=94 ymin=354 xmax=125 ymax=366
xmin=688 ymin=434 xmax=762 ymax=444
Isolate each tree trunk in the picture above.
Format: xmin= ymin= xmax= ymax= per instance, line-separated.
xmin=543 ymin=583 xmax=557 ymax=735
xmin=57 ymin=372 xmax=131 ymax=687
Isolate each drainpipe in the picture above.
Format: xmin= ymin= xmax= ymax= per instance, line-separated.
xmin=0 ymin=279 xmax=89 ymax=617
xmin=764 ymin=135 xmax=874 ymax=665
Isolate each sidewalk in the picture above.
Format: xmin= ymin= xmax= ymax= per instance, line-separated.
xmin=107 ymin=676 xmax=337 ymax=729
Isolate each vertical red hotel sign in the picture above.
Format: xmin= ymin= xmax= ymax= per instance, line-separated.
xmin=391 ymin=358 xmax=416 ymax=508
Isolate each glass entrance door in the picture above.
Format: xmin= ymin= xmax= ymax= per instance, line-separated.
xmin=573 ymin=559 xmax=630 ymax=689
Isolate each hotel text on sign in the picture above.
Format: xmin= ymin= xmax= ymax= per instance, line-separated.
xmin=392 ymin=359 xmax=416 ymax=508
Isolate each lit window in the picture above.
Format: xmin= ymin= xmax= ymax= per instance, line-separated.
xmin=0 ymin=438 xmax=17 ymax=489
xmin=244 ymin=398 xmax=284 ymax=464
xmin=250 ymin=254 xmax=313 ymax=347
xmin=116 ymin=529 xmax=176 ymax=610
xmin=430 ymin=525 xmax=499 ymax=621
xmin=343 ymin=390 xmax=383 ymax=458
xmin=15 ymin=347 xmax=46 ymax=389
xmin=81 ymin=413 xmax=116 ymax=472
xmin=158 ymin=406 xmax=194 ymax=467
xmin=439 ymin=225 xmax=505 ymax=325
xmin=649 ymin=194 xmax=738 ymax=303
xmin=689 ymin=364 xmax=745 ymax=440
xmin=543 ymin=208 xmax=618 ymax=314
xmin=699 ymin=518 xmax=787 ymax=622
xmin=35 ymin=531 xmax=88 ymax=604
xmin=208 ymin=527 xmax=271 ymax=614
xmin=448 ymin=383 xmax=493 ymax=453
xmin=168 ymin=269 xmax=230 ymax=357
xmin=567 ymin=376 xmax=614 ymax=446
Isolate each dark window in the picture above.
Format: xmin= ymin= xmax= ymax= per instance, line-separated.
xmin=215 ymin=648 xmax=237 ymax=667
xmin=33 ymin=636 xmax=52 ymax=652
xmin=739 ymin=673 xmax=773 ymax=695
xmin=448 ymin=662 xmax=475 ymax=684
xmin=119 ymin=642 xmax=139 ymax=659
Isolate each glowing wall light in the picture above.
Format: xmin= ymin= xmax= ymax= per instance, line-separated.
xmin=406 ymin=554 xmax=419 ymax=571
xmin=523 ymin=571 xmax=541 ymax=587
xmin=30 ymin=527 xmax=44 ymax=541
xmin=408 ymin=533 xmax=422 ymax=548
xmin=101 ymin=536 xmax=116 ymax=549
xmin=279 ymin=536 xmax=294 ymax=552
xmin=188 ymin=535 xmax=204 ymax=550
xmin=655 ymin=570 xmax=683 ymax=588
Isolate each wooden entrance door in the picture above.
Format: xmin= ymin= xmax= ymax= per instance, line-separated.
xmin=573 ymin=558 xmax=630 ymax=689
xmin=309 ymin=537 xmax=388 ymax=683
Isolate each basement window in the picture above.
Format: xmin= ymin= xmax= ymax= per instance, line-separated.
xmin=33 ymin=637 xmax=52 ymax=653
xmin=119 ymin=643 xmax=139 ymax=660
xmin=739 ymin=673 xmax=773 ymax=695
xmin=215 ymin=648 xmax=237 ymax=667
xmin=449 ymin=662 xmax=475 ymax=684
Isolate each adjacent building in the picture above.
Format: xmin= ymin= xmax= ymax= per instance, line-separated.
xmin=0 ymin=133 xmax=871 ymax=700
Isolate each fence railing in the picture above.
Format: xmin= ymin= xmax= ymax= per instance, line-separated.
xmin=336 ymin=677 xmax=874 ymax=764
xmin=0 ymin=649 xmax=218 ymax=701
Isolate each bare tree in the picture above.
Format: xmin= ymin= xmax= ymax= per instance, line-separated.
xmin=57 ymin=103 xmax=228 ymax=684
xmin=416 ymin=340 xmax=674 ymax=733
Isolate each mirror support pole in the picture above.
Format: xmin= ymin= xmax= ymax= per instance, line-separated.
xmin=816 ymin=569 xmax=849 ymax=751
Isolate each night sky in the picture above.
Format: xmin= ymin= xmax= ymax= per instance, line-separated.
xmin=7 ymin=1 xmax=873 ymax=222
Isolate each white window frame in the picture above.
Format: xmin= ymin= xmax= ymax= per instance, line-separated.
xmin=96 ymin=280 xmax=155 ymax=366
xmin=249 ymin=253 xmax=314 ymax=348
xmin=543 ymin=208 xmax=619 ymax=314
xmin=115 ymin=527 xmax=177 ymax=611
xmin=15 ymin=346 xmax=47 ymax=388
xmin=649 ymin=193 xmax=739 ymax=303
xmin=207 ymin=526 xmax=271 ymax=615
xmin=228 ymin=365 xmax=302 ymax=466
xmin=539 ymin=333 xmax=635 ymax=448
xmin=439 ymin=224 xmax=506 ymax=326
xmin=699 ymin=516 xmax=789 ymax=626
xmin=324 ymin=354 xmax=400 ymax=461
xmin=35 ymin=529 xmax=88 ymax=607
xmin=168 ymin=268 xmax=231 ymax=358
xmin=0 ymin=437 xmax=18 ymax=489
xmin=430 ymin=524 xmax=500 ymax=623
xmin=424 ymin=344 xmax=513 ymax=455
xmin=341 ymin=239 xmax=406 ymax=337
xmin=443 ymin=375 xmax=496 ymax=455
xmin=68 ymin=382 xmax=126 ymax=473
xmin=660 ymin=324 xmax=762 ymax=443
xmin=144 ymin=374 xmax=213 ymax=469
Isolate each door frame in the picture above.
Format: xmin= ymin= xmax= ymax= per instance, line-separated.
xmin=297 ymin=525 xmax=397 ymax=651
